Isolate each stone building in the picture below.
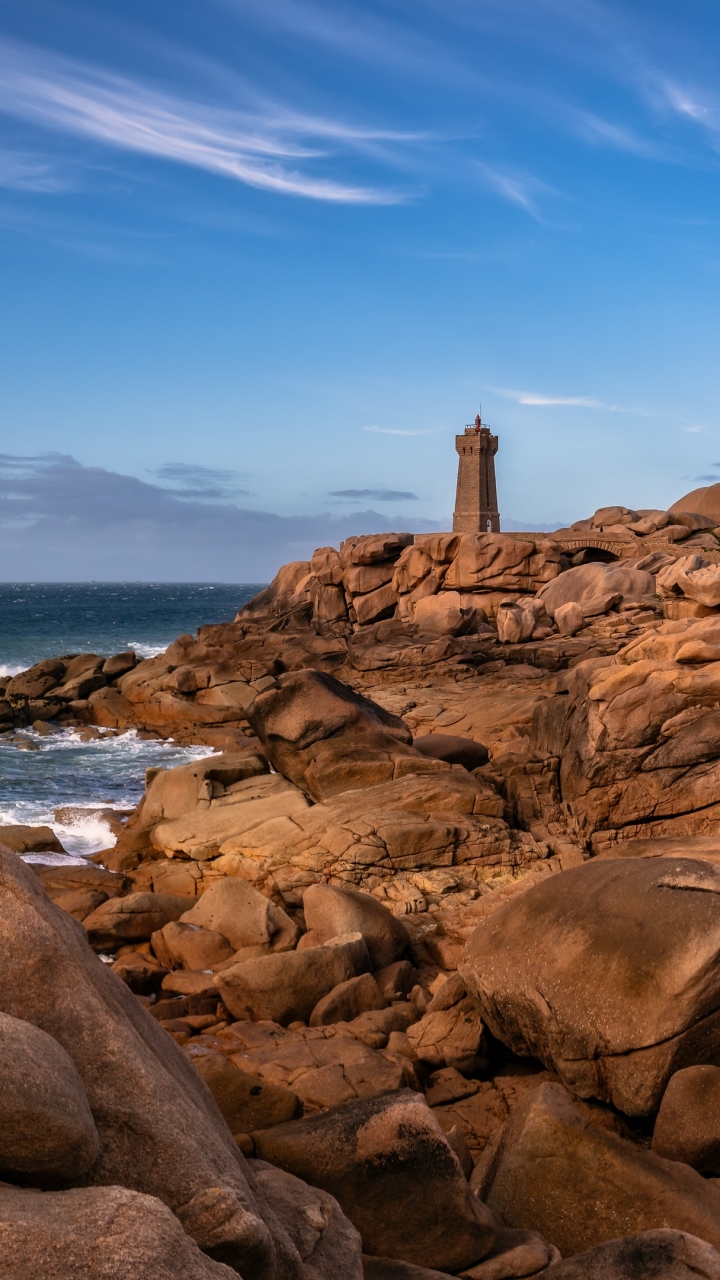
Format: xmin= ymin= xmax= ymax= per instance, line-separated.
xmin=453 ymin=414 xmax=500 ymax=534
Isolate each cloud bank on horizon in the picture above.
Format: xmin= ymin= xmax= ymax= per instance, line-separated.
xmin=1 ymin=0 xmax=720 ymax=577
xmin=0 ymin=453 xmax=447 ymax=581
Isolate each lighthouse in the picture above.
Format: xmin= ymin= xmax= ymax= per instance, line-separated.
xmin=452 ymin=414 xmax=500 ymax=535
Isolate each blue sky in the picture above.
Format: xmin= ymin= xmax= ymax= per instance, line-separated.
xmin=2 ymin=0 xmax=720 ymax=578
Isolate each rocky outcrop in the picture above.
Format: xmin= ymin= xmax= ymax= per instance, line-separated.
xmin=252 ymin=1091 xmax=495 ymax=1272
xmin=460 ymin=858 xmax=720 ymax=1116
xmin=480 ymin=1082 xmax=720 ymax=1257
xmin=0 ymin=1183 xmax=240 ymax=1280
xmin=0 ymin=847 xmax=361 ymax=1279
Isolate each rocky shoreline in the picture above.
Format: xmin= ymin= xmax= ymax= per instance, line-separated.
xmin=6 ymin=518 xmax=720 ymax=1277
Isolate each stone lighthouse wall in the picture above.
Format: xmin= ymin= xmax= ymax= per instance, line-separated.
xmin=453 ymin=426 xmax=500 ymax=534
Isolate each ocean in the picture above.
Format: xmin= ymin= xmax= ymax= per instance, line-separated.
xmin=0 ymin=583 xmax=264 ymax=864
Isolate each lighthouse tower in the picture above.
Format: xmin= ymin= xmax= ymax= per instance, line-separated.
xmin=452 ymin=414 xmax=500 ymax=535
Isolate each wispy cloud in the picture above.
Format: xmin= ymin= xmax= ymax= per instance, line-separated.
xmin=363 ymin=425 xmax=437 ymax=436
xmin=329 ymin=487 xmax=418 ymax=501
xmin=476 ymin=162 xmax=559 ymax=218
xmin=685 ymin=424 xmax=707 ymax=433
xmin=0 ymin=149 xmax=69 ymax=192
xmin=663 ymin=82 xmax=715 ymax=126
xmin=488 ymin=385 xmax=651 ymax=413
xmin=0 ymin=37 xmax=412 ymax=204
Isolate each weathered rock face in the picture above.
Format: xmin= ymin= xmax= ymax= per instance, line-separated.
xmin=482 ymin=1082 xmax=720 ymax=1259
xmin=179 ymin=877 xmax=299 ymax=953
xmin=193 ymin=1053 xmax=301 ymax=1135
xmin=0 ymin=848 xmax=334 ymax=1279
xmin=302 ymin=884 xmax=410 ymax=969
xmin=528 ymin=616 xmax=720 ymax=847
xmin=0 ymin=1011 xmax=100 ymax=1183
xmin=252 ymin=1091 xmax=495 ymax=1272
xmin=246 ymin=669 xmax=437 ymax=801
xmin=460 ymin=858 xmax=720 ymax=1116
xmin=252 ymin=1161 xmax=364 ymax=1280
xmin=536 ymin=1231 xmax=720 ymax=1280
xmin=217 ymin=933 xmax=372 ymax=1024
xmin=443 ymin=536 xmax=564 ymax=594
xmin=538 ymin=562 xmax=655 ymax=617
xmin=652 ymin=1065 xmax=720 ymax=1173
xmin=0 ymin=1183 xmax=239 ymax=1280
xmin=83 ymin=891 xmax=191 ymax=950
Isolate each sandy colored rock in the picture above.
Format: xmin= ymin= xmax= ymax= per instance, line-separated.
xmin=83 ymin=891 xmax=191 ymax=951
xmin=652 ymin=1065 xmax=720 ymax=1172
xmin=151 ymin=772 xmax=311 ymax=861
xmin=0 ymin=1011 xmax=100 ymax=1182
xmin=33 ymin=863 xmax=126 ymax=898
xmin=254 ymin=1160 xmax=364 ymax=1278
xmin=253 ymin=1090 xmax=495 ymax=1272
xmin=414 ymin=593 xmax=475 ymax=636
xmin=143 ymin=752 xmax=270 ymax=825
xmin=443 ymin=535 xmax=563 ymax=594
xmin=406 ymin=998 xmax=485 ymax=1073
xmin=0 ymin=824 xmax=65 ymax=854
xmin=303 ymin=883 xmax=410 ymax=969
xmin=180 ymin=877 xmax=299 ymax=953
xmin=246 ymin=669 xmax=433 ymax=802
xmin=554 ymin=601 xmax=584 ymax=637
xmin=0 ymin=1183 xmax=239 ymax=1280
xmin=461 ymin=858 xmax=720 ymax=1116
xmin=151 ymin=919 xmax=235 ymax=971
xmin=217 ymin=933 xmax=372 ymax=1024
xmin=538 ymin=562 xmax=654 ymax=617
xmin=482 ymin=1082 xmax=720 ymax=1258
xmin=192 ymin=1050 xmax=301 ymax=1133
xmin=310 ymin=973 xmax=385 ymax=1026
xmin=0 ymin=847 xmax=322 ymax=1279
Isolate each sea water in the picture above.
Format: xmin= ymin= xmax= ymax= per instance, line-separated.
xmin=0 ymin=583 xmax=264 ymax=863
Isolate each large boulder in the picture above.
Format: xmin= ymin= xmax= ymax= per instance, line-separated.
xmin=246 ymin=670 xmax=436 ymax=801
xmin=0 ymin=1183 xmax=238 ymax=1280
xmin=142 ymin=752 xmax=270 ymax=825
xmin=537 ymin=562 xmax=654 ymax=618
xmin=537 ymin=1231 xmax=720 ymax=1279
xmin=252 ymin=1091 xmax=495 ymax=1273
xmin=443 ymin=535 xmax=563 ymax=593
xmin=151 ymin=920 xmax=235 ymax=971
xmin=302 ymin=884 xmax=410 ymax=969
xmin=0 ymin=825 xmax=65 ymax=854
xmin=150 ymin=773 xmax=311 ymax=862
xmin=217 ymin=933 xmax=372 ymax=1024
xmin=460 ymin=858 xmax=720 ymax=1116
xmin=0 ymin=847 xmax=337 ymax=1279
xmin=179 ymin=877 xmax=299 ymax=953
xmin=653 ymin=1065 xmax=720 ymax=1172
xmin=671 ymin=485 xmax=720 ymax=524
xmin=309 ymin=972 xmax=385 ymax=1026
xmin=481 ymin=1082 xmax=720 ymax=1259
xmin=0 ymin=1011 xmax=100 ymax=1182
xmin=83 ymin=891 xmax=191 ymax=951
xmin=253 ymin=1161 xmax=364 ymax=1280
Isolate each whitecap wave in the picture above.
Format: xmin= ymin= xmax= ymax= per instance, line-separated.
xmin=126 ymin=641 xmax=170 ymax=659
xmin=0 ymin=663 xmax=24 ymax=677
xmin=0 ymin=728 xmax=214 ymax=863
